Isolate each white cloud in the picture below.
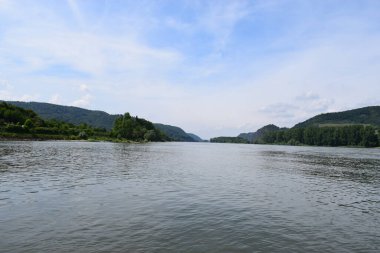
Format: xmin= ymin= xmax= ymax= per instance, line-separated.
xmin=71 ymin=94 xmax=92 ymax=107
xmin=0 ymin=79 xmax=10 ymax=89
xmin=79 ymin=84 xmax=89 ymax=92
xmin=0 ymin=88 xmax=39 ymax=102
xmin=259 ymin=103 xmax=299 ymax=119
xmin=0 ymin=0 xmax=10 ymax=10
xmin=49 ymin=94 xmax=61 ymax=104
xmin=295 ymin=92 xmax=320 ymax=101
xmin=166 ymin=0 xmax=254 ymax=53
xmin=66 ymin=0 xmax=84 ymax=27
xmin=199 ymin=0 xmax=252 ymax=50
xmin=4 ymin=30 xmax=181 ymax=76
xmin=1 ymin=0 xmax=182 ymax=79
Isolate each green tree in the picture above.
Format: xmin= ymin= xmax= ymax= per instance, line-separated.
xmin=112 ymin=112 xmax=165 ymax=141
xmin=144 ymin=130 xmax=158 ymax=141
xmin=23 ymin=118 xmax=34 ymax=130
xmin=360 ymin=126 xmax=378 ymax=147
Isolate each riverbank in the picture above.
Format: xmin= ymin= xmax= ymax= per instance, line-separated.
xmin=0 ymin=133 xmax=147 ymax=144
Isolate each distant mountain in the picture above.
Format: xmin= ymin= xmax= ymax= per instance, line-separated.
xmin=238 ymin=124 xmax=281 ymax=143
xmin=187 ymin=133 xmax=203 ymax=142
xmin=294 ymin=106 xmax=380 ymax=128
xmin=237 ymin=132 xmax=255 ymax=143
xmin=6 ymin=101 xmax=119 ymax=130
xmin=153 ymin=123 xmax=198 ymax=142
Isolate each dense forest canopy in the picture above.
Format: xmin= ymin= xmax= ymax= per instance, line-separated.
xmin=6 ymin=101 xmax=119 ymax=130
xmin=257 ymin=125 xmax=379 ymax=147
xmin=112 ymin=113 xmax=168 ymax=141
xmin=295 ymin=106 xmax=380 ymax=128
xmin=254 ymin=106 xmax=380 ymax=147
xmin=238 ymin=124 xmax=282 ymax=143
xmin=0 ymin=102 xmax=107 ymax=140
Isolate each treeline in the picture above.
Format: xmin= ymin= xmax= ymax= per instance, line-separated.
xmin=210 ymin=136 xmax=249 ymax=144
xmin=0 ymin=102 xmax=109 ymax=140
xmin=258 ymin=125 xmax=379 ymax=147
xmin=0 ymin=102 xmax=167 ymax=142
xmin=111 ymin=113 xmax=168 ymax=141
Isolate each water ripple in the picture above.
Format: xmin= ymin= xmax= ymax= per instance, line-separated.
xmin=0 ymin=141 xmax=379 ymax=253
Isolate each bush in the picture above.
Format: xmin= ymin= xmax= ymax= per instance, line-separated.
xmin=78 ymin=131 xmax=88 ymax=140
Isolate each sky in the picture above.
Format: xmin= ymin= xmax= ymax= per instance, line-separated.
xmin=0 ymin=0 xmax=380 ymax=139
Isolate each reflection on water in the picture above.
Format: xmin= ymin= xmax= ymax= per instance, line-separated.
xmin=0 ymin=141 xmax=379 ymax=253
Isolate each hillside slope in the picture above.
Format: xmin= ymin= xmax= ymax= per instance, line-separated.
xmin=154 ymin=123 xmax=196 ymax=142
xmin=6 ymin=101 xmax=119 ymax=130
xmin=6 ymin=101 xmax=202 ymax=141
xmin=187 ymin=133 xmax=203 ymax=142
xmin=294 ymin=106 xmax=380 ymax=128
xmin=0 ymin=102 xmax=110 ymax=140
xmin=238 ymin=124 xmax=281 ymax=143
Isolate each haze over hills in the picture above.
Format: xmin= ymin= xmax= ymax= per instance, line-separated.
xmin=4 ymin=101 xmax=202 ymax=142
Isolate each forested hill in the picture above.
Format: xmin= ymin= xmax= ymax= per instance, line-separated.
xmin=6 ymin=101 xmax=119 ymax=130
xmin=0 ymin=102 xmax=110 ymax=140
xmin=257 ymin=106 xmax=380 ymax=147
xmin=187 ymin=133 xmax=203 ymax=142
xmin=294 ymin=106 xmax=380 ymax=128
xmin=6 ymin=101 xmax=202 ymax=141
xmin=0 ymin=102 xmax=168 ymax=142
xmin=154 ymin=123 xmax=201 ymax=142
xmin=238 ymin=124 xmax=281 ymax=143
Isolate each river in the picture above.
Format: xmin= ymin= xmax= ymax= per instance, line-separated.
xmin=0 ymin=141 xmax=379 ymax=252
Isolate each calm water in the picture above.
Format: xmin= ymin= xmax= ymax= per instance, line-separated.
xmin=0 ymin=141 xmax=379 ymax=253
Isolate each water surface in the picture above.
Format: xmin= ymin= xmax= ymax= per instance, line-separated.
xmin=0 ymin=141 xmax=379 ymax=252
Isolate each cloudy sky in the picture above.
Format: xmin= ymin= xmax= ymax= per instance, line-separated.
xmin=1 ymin=0 xmax=379 ymax=138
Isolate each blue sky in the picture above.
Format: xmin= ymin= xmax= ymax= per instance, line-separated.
xmin=1 ymin=0 xmax=380 ymax=138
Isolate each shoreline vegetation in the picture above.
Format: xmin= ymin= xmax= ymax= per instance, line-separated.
xmin=1 ymin=101 xmax=380 ymax=148
xmin=256 ymin=125 xmax=379 ymax=148
xmin=210 ymin=125 xmax=380 ymax=148
xmin=0 ymin=134 xmax=142 ymax=143
xmin=4 ymin=101 xmax=203 ymax=143
xmin=212 ymin=106 xmax=380 ymax=148
xmin=211 ymin=124 xmax=379 ymax=148
xmin=0 ymin=102 xmax=169 ymax=143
